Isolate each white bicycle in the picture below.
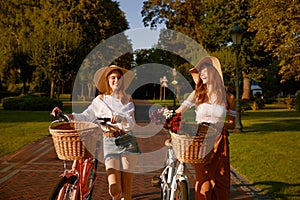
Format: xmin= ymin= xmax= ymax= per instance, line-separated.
xmin=152 ymin=123 xmax=217 ymax=200
xmin=152 ymin=134 xmax=189 ymax=200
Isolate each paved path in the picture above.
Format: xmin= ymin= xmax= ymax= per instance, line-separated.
xmin=0 ymin=129 xmax=271 ymax=200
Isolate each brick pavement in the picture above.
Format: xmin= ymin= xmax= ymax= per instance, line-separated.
xmin=0 ymin=130 xmax=270 ymax=200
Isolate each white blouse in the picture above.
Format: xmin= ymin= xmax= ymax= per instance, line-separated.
xmin=73 ymin=95 xmax=135 ymax=131
xmin=182 ymin=91 xmax=226 ymax=124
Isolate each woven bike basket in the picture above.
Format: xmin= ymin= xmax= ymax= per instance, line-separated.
xmin=170 ymin=125 xmax=219 ymax=164
xmin=49 ymin=122 xmax=99 ymax=161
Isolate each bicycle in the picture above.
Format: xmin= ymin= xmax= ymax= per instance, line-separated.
xmin=152 ymin=131 xmax=189 ymax=200
xmin=152 ymin=123 xmax=217 ymax=200
xmin=48 ymin=114 xmax=109 ymax=200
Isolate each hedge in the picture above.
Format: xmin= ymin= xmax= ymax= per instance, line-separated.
xmin=2 ymin=95 xmax=62 ymax=111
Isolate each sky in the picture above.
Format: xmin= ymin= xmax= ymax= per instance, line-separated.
xmin=115 ymin=0 xmax=165 ymax=50
xmin=116 ymin=0 xmax=145 ymax=29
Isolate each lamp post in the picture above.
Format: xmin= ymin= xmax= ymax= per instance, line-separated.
xmin=231 ymin=25 xmax=243 ymax=133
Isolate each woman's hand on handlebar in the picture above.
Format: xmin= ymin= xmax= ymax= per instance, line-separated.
xmin=50 ymin=107 xmax=72 ymax=122
xmin=51 ymin=107 xmax=63 ymax=118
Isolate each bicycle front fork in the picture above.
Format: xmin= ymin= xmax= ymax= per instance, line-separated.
xmin=170 ymin=162 xmax=189 ymax=199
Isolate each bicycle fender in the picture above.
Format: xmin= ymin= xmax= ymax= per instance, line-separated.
xmin=178 ymin=175 xmax=189 ymax=184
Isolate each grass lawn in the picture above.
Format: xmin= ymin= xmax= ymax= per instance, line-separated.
xmin=0 ymin=105 xmax=299 ymax=199
xmin=0 ymin=110 xmax=52 ymax=158
xmin=229 ymin=109 xmax=300 ymax=200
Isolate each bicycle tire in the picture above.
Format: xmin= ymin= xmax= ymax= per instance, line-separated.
xmin=48 ymin=176 xmax=80 ymax=200
xmin=173 ymin=180 xmax=188 ymax=200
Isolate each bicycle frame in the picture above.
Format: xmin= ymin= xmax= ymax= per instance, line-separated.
xmin=159 ymin=141 xmax=190 ymax=200
xmin=169 ymin=161 xmax=190 ymax=199
xmin=58 ymin=158 xmax=97 ymax=199
xmin=159 ymin=146 xmax=176 ymax=199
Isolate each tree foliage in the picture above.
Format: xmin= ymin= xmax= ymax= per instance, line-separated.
xmin=141 ymin=0 xmax=299 ymax=97
xmin=0 ymin=0 xmax=129 ymax=98
xmin=249 ymin=0 xmax=300 ymax=82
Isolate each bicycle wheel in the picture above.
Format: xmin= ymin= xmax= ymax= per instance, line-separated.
xmin=48 ymin=176 xmax=80 ymax=200
xmin=173 ymin=180 xmax=188 ymax=200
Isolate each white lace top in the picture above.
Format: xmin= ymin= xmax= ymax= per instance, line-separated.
xmin=73 ymin=95 xmax=135 ymax=131
xmin=182 ymin=91 xmax=226 ymax=124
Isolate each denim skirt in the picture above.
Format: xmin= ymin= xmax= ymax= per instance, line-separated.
xmin=103 ymin=131 xmax=141 ymax=159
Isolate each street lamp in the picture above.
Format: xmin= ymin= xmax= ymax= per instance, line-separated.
xmin=231 ymin=25 xmax=243 ymax=133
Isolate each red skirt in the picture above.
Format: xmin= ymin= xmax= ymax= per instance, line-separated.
xmin=194 ymin=128 xmax=230 ymax=200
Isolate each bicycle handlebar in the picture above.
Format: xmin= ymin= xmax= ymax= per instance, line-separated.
xmin=51 ymin=112 xmax=71 ymax=124
xmin=97 ymin=117 xmax=111 ymax=122
xmin=96 ymin=117 xmax=112 ymax=126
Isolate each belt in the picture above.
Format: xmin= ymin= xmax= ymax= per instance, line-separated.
xmin=200 ymin=122 xmax=211 ymax=126
xmin=103 ymin=130 xmax=126 ymax=137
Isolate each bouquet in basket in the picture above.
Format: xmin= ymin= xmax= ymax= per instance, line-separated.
xmin=150 ymin=108 xmax=182 ymax=133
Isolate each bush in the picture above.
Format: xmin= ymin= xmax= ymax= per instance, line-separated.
xmin=2 ymin=95 xmax=62 ymax=111
xmin=295 ymin=91 xmax=300 ymax=111
xmin=240 ymin=99 xmax=252 ymax=111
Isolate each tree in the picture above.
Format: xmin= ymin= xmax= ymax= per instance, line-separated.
xmin=0 ymin=0 xmax=130 ymax=99
xmin=28 ymin=0 xmax=82 ymax=98
xmin=141 ymin=0 xmax=270 ymax=100
xmin=0 ymin=0 xmax=35 ymax=94
xmin=249 ymin=0 xmax=300 ymax=83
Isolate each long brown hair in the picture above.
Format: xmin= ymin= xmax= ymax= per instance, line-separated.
xmin=194 ymin=64 xmax=226 ymax=106
xmin=195 ymin=76 xmax=208 ymax=105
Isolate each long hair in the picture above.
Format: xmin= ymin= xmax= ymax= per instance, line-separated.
xmin=195 ymin=76 xmax=208 ymax=105
xmin=195 ymin=64 xmax=226 ymax=106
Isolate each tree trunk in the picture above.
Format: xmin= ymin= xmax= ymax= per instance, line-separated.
xmin=50 ymin=78 xmax=55 ymax=98
xmin=242 ymin=71 xmax=251 ymax=100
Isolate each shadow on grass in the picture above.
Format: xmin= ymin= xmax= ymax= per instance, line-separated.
xmin=252 ymin=181 xmax=300 ymax=200
xmin=240 ymin=110 xmax=300 ymax=133
xmin=243 ymin=118 xmax=300 ymax=133
xmin=242 ymin=110 xmax=300 ymax=118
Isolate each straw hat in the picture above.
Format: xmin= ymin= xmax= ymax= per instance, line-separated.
xmin=189 ymin=56 xmax=223 ymax=84
xmin=93 ymin=65 xmax=135 ymax=93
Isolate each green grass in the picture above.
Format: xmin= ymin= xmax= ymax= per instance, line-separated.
xmin=0 ymin=106 xmax=299 ymax=199
xmin=229 ymin=109 xmax=300 ymax=200
xmin=0 ymin=110 xmax=52 ymax=158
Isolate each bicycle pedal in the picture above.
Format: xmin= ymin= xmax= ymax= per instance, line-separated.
xmin=151 ymin=175 xmax=162 ymax=188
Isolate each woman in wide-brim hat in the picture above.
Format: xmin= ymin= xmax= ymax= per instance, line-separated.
xmin=52 ymin=65 xmax=140 ymax=200
xmin=93 ymin=65 xmax=135 ymax=95
xmin=176 ymin=56 xmax=231 ymax=199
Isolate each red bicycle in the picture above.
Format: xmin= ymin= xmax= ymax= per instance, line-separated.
xmin=48 ymin=114 xmax=108 ymax=200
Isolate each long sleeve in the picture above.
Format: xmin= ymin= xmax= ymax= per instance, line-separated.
xmin=72 ymin=99 xmax=101 ymax=122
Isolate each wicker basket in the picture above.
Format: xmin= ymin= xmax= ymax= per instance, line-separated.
xmin=49 ymin=121 xmax=99 ymax=161
xmin=170 ymin=125 xmax=219 ymax=164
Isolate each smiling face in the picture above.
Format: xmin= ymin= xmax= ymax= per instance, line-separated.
xmin=107 ymin=70 xmax=123 ymax=93
xmin=199 ymin=66 xmax=208 ymax=84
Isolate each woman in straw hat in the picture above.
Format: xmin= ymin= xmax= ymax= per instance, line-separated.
xmin=175 ymin=56 xmax=232 ymax=199
xmin=51 ymin=65 xmax=140 ymax=200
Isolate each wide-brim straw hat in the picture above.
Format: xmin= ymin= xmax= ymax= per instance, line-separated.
xmin=189 ymin=56 xmax=223 ymax=84
xmin=93 ymin=65 xmax=135 ymax=93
